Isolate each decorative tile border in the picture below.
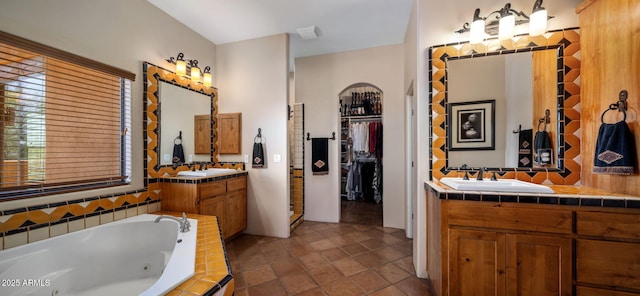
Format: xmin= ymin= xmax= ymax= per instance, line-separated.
xmin=426 ymin=181 xmax=640 ymax=209
xmin=156 ymin=171 xmax=248 ymax=185
xmin=0 ymin=190 xmax=161 ymax=250
xmin=143 ymin=62 xmax=219 ymax=182
xmin=429 ymin=28 xmax=581 ymax=185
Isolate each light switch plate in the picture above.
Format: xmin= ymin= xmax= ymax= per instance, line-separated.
xmin=274 ymin=154 xmax=281 ymax=163
xmin=163 ymin=154 xmax=170 ymax=162
xmin=244 ymin=154 xmax=249 ymax=163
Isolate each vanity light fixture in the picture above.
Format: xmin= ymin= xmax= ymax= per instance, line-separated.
xmin=203 ymin=66 xmax=212 ymax=88
xmin=189 ymin=60 xmax=201 ymax=83
xmin=166 ymin=53 xmax=213 ymax=87
xmin=456 ymin=0 xmax=553 ymax=44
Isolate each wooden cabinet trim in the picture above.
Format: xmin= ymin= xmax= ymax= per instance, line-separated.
xmin=227 ymin=176 xmax=247 ymax=192
xmin=577 ymin=211 xmax=640 ymax=241
xmin=447 ymin=201 xmax=573 ymax=234
xmin=577 ymin=239 xmax=640 ymax=291
xmin=199 ymin=180 xmax=227 ymax=199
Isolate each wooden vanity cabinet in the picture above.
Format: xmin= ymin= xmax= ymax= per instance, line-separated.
xmin=442 ymin=201 xmax=573 ymax=296
xmin=161 ymin=175 xmax=247 ymax=239
xmin=575 ymin=211 xmax=640 ymax=295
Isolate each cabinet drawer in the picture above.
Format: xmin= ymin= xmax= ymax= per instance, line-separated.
xmin=447 ymin=201 xmax=572 ymax=234
xmin=577 ymin=239 xmax=640 ymax=290
xmin=227 ymin=176 xmax=246 ymax=192
xmin=577 ymin=286 xmax=640 ymax=296
xmin=200 ymin=181 xmax=226 ymax=198
xmin=577 ymin=211 xmax=640 ymax=240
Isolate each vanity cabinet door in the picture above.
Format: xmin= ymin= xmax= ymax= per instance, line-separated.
xmin=226 ymin=189 xmax=247 ymax=237
xmin=577 ymin=239 xmax=640 ymax=291
xmin=200 ymin=196 xmax=227 ymax=237
xmin=506 ymin=234 xmax=572 ymax=296
xmin=447 ymin=229 xmax=506 ymax=296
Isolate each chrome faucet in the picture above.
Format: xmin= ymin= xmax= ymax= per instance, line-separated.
xmin=155 ymin=212 xmax=191 ymax=233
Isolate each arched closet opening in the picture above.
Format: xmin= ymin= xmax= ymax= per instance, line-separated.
xmin=338 ymin=83 xmax=383 ymax=226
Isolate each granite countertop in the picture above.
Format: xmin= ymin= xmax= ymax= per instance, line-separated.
xmin=425 ymin=180 xmax=640 ymax=209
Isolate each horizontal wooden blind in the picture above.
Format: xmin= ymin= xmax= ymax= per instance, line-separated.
xmin=0 ymin=37 xmax=132 ymax=199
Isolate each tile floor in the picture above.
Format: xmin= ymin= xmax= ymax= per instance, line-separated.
xmin=340 ymin=200 xmax=383 ymax=226
xmin=227 ymin=221 xmax=432 ymax=295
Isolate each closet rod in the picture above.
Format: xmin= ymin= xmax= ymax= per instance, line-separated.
xmin=345 ymin=116 xmax=382 ymax=122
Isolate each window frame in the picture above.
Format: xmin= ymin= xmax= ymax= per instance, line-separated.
xmin=0 ymin=31 xmax=135 ymax=201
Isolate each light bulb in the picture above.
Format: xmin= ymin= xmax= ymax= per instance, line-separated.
xmin=529 ymin=9 xmax=547 ymax=36
xmin=203 ymin=72 xmax=212 ymax=87
xmin=175 ymin=60 xmax=187 ymax=77
xmin=191 ymin=66 xmax=201 ymax=83
xmin=499 ymin=14 xmax=515 ymax=40
xmin=469 ymin=19 xmax=485 ymax=44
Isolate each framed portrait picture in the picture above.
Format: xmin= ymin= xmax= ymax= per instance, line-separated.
xmin=447 ymin=99 xmax=495 ymax=151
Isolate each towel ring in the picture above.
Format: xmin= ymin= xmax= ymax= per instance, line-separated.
xmin=254 ymin=128 xmax=263 ymax=143
xmin=601 ymin=107 xmax=627 ymax=123
xmin=601 ymin=90 xmax=628 ymax=123
xmin=174 ymin=131 xmax=182 ymax=145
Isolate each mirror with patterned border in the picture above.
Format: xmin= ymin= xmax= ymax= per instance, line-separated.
xmin=429 ymin=28 xmax=582 ymax=185
xmin=143 ymin=62 xmax=218 ymax=179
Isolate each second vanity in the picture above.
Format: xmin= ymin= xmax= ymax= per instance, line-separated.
xmin=160 ymin=170 xmax=248 ymax=240
xmin=426 ymin=180 xmax=640 ymax=296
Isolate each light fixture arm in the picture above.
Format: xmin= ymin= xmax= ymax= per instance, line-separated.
xmin=532 ymin=0 xmax=545 ymax=13
xmin=455 ymin=0 xmax=553 ymax=37
xmin=166 ymin=52 xmax=185 ymax=64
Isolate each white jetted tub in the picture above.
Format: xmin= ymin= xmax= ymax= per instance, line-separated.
xmin=0 ymin=214 xmax=197 ymax=296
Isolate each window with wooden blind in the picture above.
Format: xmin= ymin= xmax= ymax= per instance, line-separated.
xmin=0 ymin=31 xmax=135 ymax=200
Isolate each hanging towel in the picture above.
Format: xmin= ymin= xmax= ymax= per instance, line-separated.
xmin=594 ymin=121 xmax=637 ymax=175
xmin=312 ymin=138 xmax=329 ymax=175
xmin=252 ymin=142 xmax=265 ymax=168
xmin=534 ymin=130 xmax=553 ymax=165
xmin=172 ymin=143 xmax=185 ymax=164
xmin=518 ymin=129 xmax=533 ymax=167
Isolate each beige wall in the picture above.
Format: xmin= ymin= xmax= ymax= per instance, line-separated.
xmin=216 ymin=34 xmax=291 ymax=238
xmin=0 ymin=0 xmax=216 ymax=210
xmin=295 ymin=44 xmax=405 ymax=229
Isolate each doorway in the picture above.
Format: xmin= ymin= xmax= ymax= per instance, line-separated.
xmin=289 ymin=103 xmax=304 ymax=231
xmin=338 ymin=83 xmax=383 ymax=226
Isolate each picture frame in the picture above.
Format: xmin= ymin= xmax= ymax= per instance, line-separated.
xmin=447 ymin=99 xmax=495 ymax=151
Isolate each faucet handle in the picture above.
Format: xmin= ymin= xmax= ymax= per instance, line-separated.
xmin=181 ymin=212 xmax=191 ymax=232
xmin=491 ymin=171 xmax=498 ymax=181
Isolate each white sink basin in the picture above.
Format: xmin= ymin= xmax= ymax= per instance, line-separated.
xmin=177 ymin=168 xmax=238 ymax=177
xmin=439 ymin=177 xmax=554 ymax=194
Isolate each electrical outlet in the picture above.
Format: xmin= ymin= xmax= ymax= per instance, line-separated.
xmin=244 ymin=154 xmax=249 ymax=163
xmin=274 ymin=154 xmax=281 ymax=163
xmin=163 ymin=154 xmax=170 ymax=162
xmin=188 ymin=154 xmax=193 ymax=162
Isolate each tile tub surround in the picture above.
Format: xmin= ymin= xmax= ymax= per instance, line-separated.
xmin=155 ymin=212 xmax=234 ymax=296
xmin=425 ymin=180 xmax=640 ymax=208
xmin=0 ymin=189 xmax=161 ymax=250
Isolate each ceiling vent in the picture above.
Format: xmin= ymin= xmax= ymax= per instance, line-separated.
xmin=297 ymin=26 xmax=319 ymax=40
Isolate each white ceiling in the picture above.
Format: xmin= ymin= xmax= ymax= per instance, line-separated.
xmin=148 ymin=0 xmax=414 ymax=63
